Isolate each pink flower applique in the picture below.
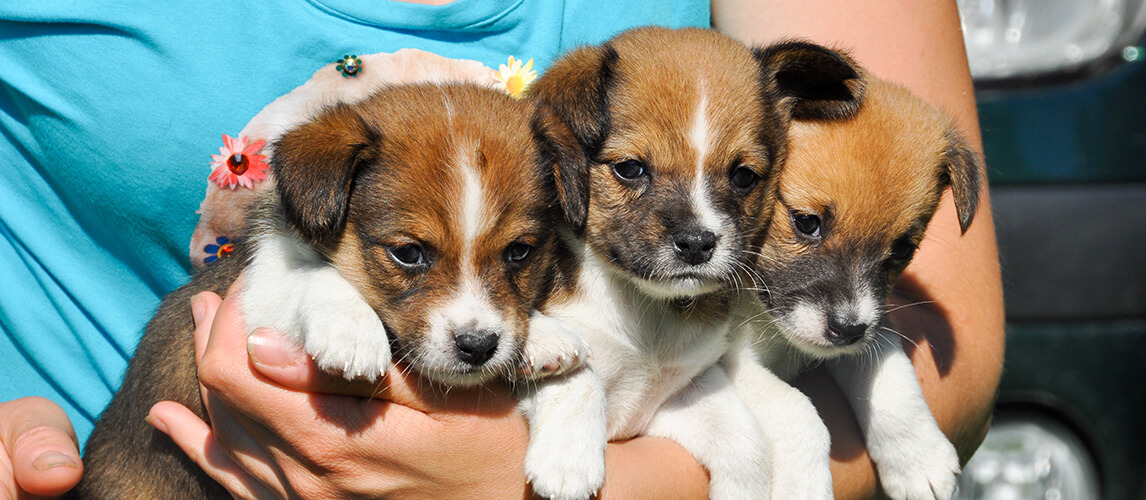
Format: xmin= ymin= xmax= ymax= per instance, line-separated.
xmin=209 ymin=134 xmax=268 ymax=189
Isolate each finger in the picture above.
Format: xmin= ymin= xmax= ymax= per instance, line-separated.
xmin=0 ymin=397 xmax=82 ymax=498
xmin=190 ymin=290 xmax=224 ymax=365
xmin=196 ymin=280 xmax=260 ymax=410
xmin=245 ymin=326 xmax=518 ymax=416
xmin=246 ymin=328 xmax=384 ymax=397
xmin=147 ymin=401 xmax=281 ymax=500
xmin=190 ymin=284 xmax=299 ymax=497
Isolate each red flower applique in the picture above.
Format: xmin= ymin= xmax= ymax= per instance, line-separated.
xmin=209 ymin=134 xmax=268 ymax=189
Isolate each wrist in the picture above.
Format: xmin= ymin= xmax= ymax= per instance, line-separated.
xmin=597 ymin=437 xmax=708 ymax=499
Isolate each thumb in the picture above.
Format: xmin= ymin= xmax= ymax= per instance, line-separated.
xmin=0 ymin=397 xmax=82 ymax=497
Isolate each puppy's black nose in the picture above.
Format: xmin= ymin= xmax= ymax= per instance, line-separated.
xmin=827 ymin=321 xmax=868 ymax=346
xmin=454 ymin=328 xmax=499 ymax=366
xmin=673 ymin=229 xmax=717 ymax=265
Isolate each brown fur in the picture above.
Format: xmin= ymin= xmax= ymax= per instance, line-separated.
xmin=531 ymin=27 xmax=867 ymax=298
xmin=75 ymin=84 xmax=559 ymax=498
xmin=755 ymin=75 xmax=983 ymax=349
xmin=287 ymin=85 xmax=558 ymax=374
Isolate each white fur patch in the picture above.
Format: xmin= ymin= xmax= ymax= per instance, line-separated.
xmin=688 ymin=89 xmax=722 ymax=233
xmin=849 ymin=285 xmax=881 ymax=327
xmin=726 ymin=343 xmax=832 ymax=499
xmin=787 ymin=301 xmax=826 ymax=345
xmin=828 ymin=340 xmax=960 ymax=499
xmin=243 ymin=229 xmax=391 ymax=381
xmin=457 ymin=151 xmax=490 ymax=264
xmin=421 ymin=276 xmax=511 ymax=372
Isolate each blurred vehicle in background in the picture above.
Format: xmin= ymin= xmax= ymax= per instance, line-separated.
xmin=954 ymin=1 xmax=1146 ymax=499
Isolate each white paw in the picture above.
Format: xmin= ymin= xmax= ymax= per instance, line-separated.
xmin=302 ymin=300 xmax=392 ymax=382
xmin=243 ymin=231 xmax=392 ymax=382
xmin=875 ymin=431 xmax=960 ymax=500
xmin=768 ymin=421 xmax=833 ymax=500
xmin=519 ymin=313 xmax=590 ymax=379
xmin=524 ymin=435 xmax=605 ymax=500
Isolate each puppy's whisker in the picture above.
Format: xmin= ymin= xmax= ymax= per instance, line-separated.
xmin=882 ymin=300 xmax=937 ymax=314
xmin=877 ymin=323 xmax=923 ymax=353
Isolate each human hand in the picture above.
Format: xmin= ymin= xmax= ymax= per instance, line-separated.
xmin=147 ymin=282 xmax=533 ymax=500
xmin=0 ymin=397 xmax=82 ymax=499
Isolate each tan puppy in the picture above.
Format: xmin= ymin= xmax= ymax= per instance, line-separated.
xmin=742 ymin=75 xmax=982 ymax=499
xmin=521 ymin=27 xmax=866 ymax=499
xmin=76 ymin=84 xmax=576 ymax=499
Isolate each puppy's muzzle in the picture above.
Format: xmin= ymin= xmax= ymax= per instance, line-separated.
xmin=453 ymin=327 xmax=500 ymax=366
xmin=673 ymin=227 xmax=718 ymax=266
xmin=827 ymin=320 xmax=868 ymax=347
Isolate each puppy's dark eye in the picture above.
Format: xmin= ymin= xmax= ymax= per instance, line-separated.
xmin=729 ymin=166 xmax=760 ymax=190
xmin=505 ymin=242 xmax=533 ymax=263
xmin=388 ymin=243 xmax=428 ymax=269
xmin=612 ymin=160 xmax=646 ymax=180
xmin=889 ymin=238 xmax=916 ymax=262
xmin=792 ymin=212 xmax=822 ymax=238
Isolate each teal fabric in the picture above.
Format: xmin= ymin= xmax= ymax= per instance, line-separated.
xmin=0 ymin=0 xmax=709 ymax=445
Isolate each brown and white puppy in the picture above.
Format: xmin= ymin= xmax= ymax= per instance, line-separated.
xmin=76 ymin=83 xmax=575 ymax=499
xmin=744 ymin=76 xmax=982 ymax=500
xmin=520 ymin=27 xmax=866 ymax=500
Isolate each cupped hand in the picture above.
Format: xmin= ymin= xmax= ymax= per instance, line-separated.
xmin=147 ymin=281 xmax=532 ymax=499
xmin=0 ymin=397 xmax=82 ymax=499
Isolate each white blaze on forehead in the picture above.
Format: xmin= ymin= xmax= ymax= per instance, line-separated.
xmin=688 ymin=85 xmax=722 ymax=232
xmin=460 ymin=163 xmax=489 ymax=248
xmin=432 ymin=139 xmax=503 ymax=342
xmin=451 ymin=139 xmax=492 ymax=278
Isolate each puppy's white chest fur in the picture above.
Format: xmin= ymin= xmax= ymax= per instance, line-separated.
xmin=547 ymin=240 xmax=733 ymax=439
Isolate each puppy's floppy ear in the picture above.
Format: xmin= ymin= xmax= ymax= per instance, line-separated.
xmin=528 ymin=44 xmax=618 ymax=233
xmin=940 ymin=129 xmax=984 ymax=234
xmin=755 ymin=41 xmax=866 ymax=120
xmin=272 ymin=102 xmax=378 ymax=243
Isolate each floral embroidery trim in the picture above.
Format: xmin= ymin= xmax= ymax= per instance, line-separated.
xmin=337 ymin=55 xmax=363 ymax=77
xmin=203 ymin=236 xmax=235 ymax=265
xmin=209 ymin=134 xmax=268 ymax=189
xmin=494 ymin=56 xmax=537 ymax=98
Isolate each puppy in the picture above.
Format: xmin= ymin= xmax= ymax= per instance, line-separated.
xmin=743 ymin=75 xmax=982 ymax=499
xmin=76 ymin=83 xmax=577 ymax=499
xmin=520 ymin=27 xmax=866 ymax=499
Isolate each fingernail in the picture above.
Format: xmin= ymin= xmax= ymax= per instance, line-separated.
xmin=32 ymin=451 xmax=78 ymax=471
xmin=247 ymin=328 xmax=305 ymax=367
xmin=190 ymin=294 xmax=207 ymax=327
xmin=144 ymin=413 xmax=169 ymax=435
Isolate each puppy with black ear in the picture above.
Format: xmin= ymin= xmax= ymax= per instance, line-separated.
xmin=75 ymin=83 xmax=583 ymax=499
xmin=521 ymin=27 xmax=866 ymax=500
xmin=742 ymin=75 xmax=983 ymax=500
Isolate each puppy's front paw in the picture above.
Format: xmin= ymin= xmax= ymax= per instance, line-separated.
xmin=524 ymin=430 xmax=605 ymax=500
xmin=302 ymin=299 xmax=391 ymax=382
xmin=875 ymin=429 xmax=960 ymax=500
xmin=519 ymin=313 xmax=590 ymax=379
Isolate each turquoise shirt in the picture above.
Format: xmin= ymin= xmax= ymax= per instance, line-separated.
xmin=0 ymin=0 xmax=708 ymax=445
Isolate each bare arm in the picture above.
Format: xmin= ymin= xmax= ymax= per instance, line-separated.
xmin=713 ymin=1 xmax=1006 ymax=497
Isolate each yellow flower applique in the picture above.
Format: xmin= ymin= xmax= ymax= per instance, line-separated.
xmin=494 ymin=56 xmax=537 ymax=98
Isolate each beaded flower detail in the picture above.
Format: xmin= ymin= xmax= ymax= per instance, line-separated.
xmin=203 ymin=236 xmax=235 ymax=265
xmin=209 ymin=134 xmax=268 ymax=189
xmin=494 ymin=56 xmax=537 ymax=98
xmin=337 ymin=55 xmax=363 ymax=77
